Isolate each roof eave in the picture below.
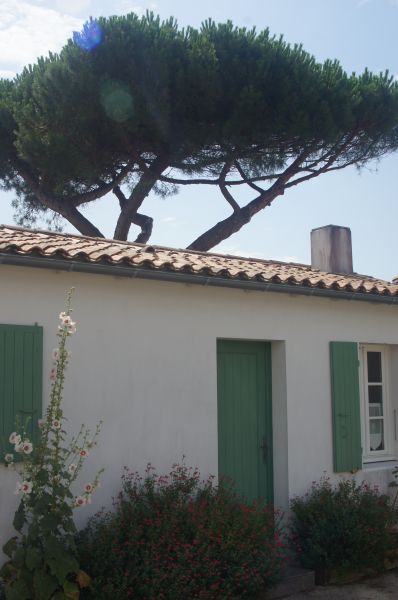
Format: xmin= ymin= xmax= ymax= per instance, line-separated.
xmin=1 ymin=252 xmax=397 ymax=305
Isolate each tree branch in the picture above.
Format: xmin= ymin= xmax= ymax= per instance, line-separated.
xmin=71 ymin=160 xmax=135 ymax=206
xmin=15 ymin=161 xmax=104 ymax=237
xmin=113 ymin=185 xmax=153 ymax=243
xmin=113 ymin=155 xmax=170 ymax=240
xmin=234 ymin=161 xmax=265 ymax=193
xmin=219 ymin=160 xmax=240 ymax=212
xmin=187 ymin=150 xmax=311 ymax=251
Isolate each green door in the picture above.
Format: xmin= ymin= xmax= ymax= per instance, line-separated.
xmin=217 ymin=340 xmax=273 ymax=504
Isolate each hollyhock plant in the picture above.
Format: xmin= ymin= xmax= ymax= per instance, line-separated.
xmin=0 ymin=289 xmax=102 ymax=600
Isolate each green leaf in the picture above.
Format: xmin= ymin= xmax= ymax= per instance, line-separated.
xmin=63 ymin=580 xmax=79 ymax=599
xmin=47 ymin=554 xmax=79 ymax=584
xmin=33 ymin=570 xmax=59 ymax=600
xmin=4 ymin=579 xmax=31 ymax=600
xmin=76 ymin=569 xmax=91 ymax=589
xmin=0 ymin=560 xmax=17 ymax=582
xmin=25 ymin=546 xmax=43 ymax=570
xmin=12 ymin=546 xmax=25 ymax=569
xmin=12 ymin=504 xmax=26 ymax=532
xmin=2 ymin=537 xmax=18 ymax=558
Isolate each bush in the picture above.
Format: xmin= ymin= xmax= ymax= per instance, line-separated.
xmin=77 ymin=463 xmax=286 ymax=599
xmin=290 ymin=476 xmax=398 ymax=575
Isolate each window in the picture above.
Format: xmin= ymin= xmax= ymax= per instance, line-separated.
xmin=330 ymin=341 xmax=396 ymax=473
xmin=360 ymin=345 xmax=393 ymax=462
xmin=0 ymin=324 xmax=43 ymax=458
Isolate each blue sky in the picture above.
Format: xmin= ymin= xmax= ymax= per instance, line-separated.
xmin=1 ymin=0 xmax=397 ymax=279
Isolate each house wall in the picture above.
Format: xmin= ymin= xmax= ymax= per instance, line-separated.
xmin=1 ymin=263 xmax=398 ymax=552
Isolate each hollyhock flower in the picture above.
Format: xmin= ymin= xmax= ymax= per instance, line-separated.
xmin=22 ymin=441 xmax=33 ymax=454
xmin=4 ymin=453 xmax=13 ymax=463
xmin=68 ymin=463 xmax=77 ymax=474
xmin=14 ymin=443 xmax=24 ymax=453
xmin=52 ymin=348 xmax=59 ymax=360
xmin=52 ymin=419 xmax=61 ymax=430
xmin=79 ymin=449 xmax=89 ymax=458
xmin=59 ymin=312 xmax=71 ymax=325
xmin=9 ymin=432 xmax=21 ymax=445
xmin=84 ymin=482 xmax=94 ymax=494
xmin=75 ymin=496 xmax=87 ymax=507
xmin=38 ymin=418 xmax=45 ymax=429
xmin=15 ymin=481 xmax=32 ymax=495
xmin=50 ymin=368 xmax=57 ymax=381
xmin=21 ymin=481 xmax=33 ymax=494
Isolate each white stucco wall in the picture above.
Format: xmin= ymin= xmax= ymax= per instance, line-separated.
xmin=1 ymin=263 xmax=398 ymax=553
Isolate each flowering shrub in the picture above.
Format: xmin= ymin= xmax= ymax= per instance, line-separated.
xmin=0 ymin=290 xmax=102 ymax=600
xmin=290 ymin=476 xmax=398 ymax=576
xmin=77 ymin=463 xmax=286 ymax=599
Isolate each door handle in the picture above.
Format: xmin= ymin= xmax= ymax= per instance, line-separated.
xmin=260 ymin=439 xmax=268 ymax=462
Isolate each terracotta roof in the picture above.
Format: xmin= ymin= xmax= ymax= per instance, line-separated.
xmin=1 ymin=224 xmax=397 ymax=300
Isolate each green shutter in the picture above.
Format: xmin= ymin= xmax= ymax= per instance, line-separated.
xmin=330 ymin=341 xmax=362 ymax=472
xmin=0 ymin=325 xmax=43 ymax=457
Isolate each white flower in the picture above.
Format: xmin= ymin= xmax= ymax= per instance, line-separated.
xmin=21 ymin=481 xmax=33 ymax=494
xmin=4 ymin=453 xmax=13 ymax=463
xmin=79 ymin=449 xmax=89 ymax=458
xmin=38 ymin=419 xmax=45 ymax=429
xmin=75 ymin=496 xmax=87 ymax=507
xmin=67 ymin=321 xmax=77 ymax=335
xmin=84 ymin=482 xmax=93 ymax=494
xmin=9 ymin=432 xmax=21 ymax=445
xmin=14 ymin=443 xmax=24 ymax=453
xmin=15 ymin=480 xmax=32 ymax=495
xmin=59 ymin=312 xmax=71 ymax=324
xmin=68 ymin=463 xmax=77 ymax=474
xmin=22 ymin=441 xmax=33 ymax=455
xmin=51 ymin=419 xmax=61 ymax=430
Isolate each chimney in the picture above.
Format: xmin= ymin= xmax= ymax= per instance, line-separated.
xmin=311 ymin=225 xmax=353 ymax=274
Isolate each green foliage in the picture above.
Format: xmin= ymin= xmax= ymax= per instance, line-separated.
xmin=76 ymin=463 xmax=286 ymax=599
xmin=1 ymin=13 xmax=398 ymax=246
xmin=290 ymin=476 xmax=398 ymax=574
xmin=0 ymin=290 xmax=100 ymax=600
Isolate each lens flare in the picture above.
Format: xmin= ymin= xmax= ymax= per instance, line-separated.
xmin=100 ymin=80 xmax=134 ymax=123
xmin=73 ymin=18 xmax=102 ymax=52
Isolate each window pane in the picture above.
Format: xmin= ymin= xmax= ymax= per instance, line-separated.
xmin=367 ymin=352 xmax=382 ymax=383
xmin=369 ymin=420 xmax=384 ymax=451
xmin=368 ymin=386 xmax=383 ymax=416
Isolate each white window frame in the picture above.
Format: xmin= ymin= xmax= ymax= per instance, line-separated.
xmin=360 ymin=344 xmax=394 ymax=463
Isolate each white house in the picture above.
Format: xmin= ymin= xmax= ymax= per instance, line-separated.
xmin=1 ymin=223 xmax=398 ymax=554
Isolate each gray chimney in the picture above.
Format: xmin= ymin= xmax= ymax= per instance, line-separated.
xmin=311 ymin=225 xmax=353 ymax=274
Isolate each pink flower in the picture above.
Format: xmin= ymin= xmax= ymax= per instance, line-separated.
xmin=14 ymin=443 xmax=24 ymax=454
xmin=50 ymin=368 xmax=57 ymax=382
xmin=9 ymin=432 xmax=21 ymax=445
xmin=38 ymin=418 xmax=45 ymax=429
xmin=52 ymin=348 xmax=59 ymax=361
xmin=79 ymin=449 xmax=89 ymax=458
xmin=68 ymin=463 xmax=77 ymax=475
xmin=75 ymin=496 xmax=87 ymax=507
xmin=15 ymin=480 xmax=32 ymax=495
xmin=84 ymin=483 xmax=94 ymax=494
xmin=4 ymin=453 xmax=13 ymax=463
xmin=51 ymin=419 xmax=61 ymax=430
xmin=22 ymin=441 xmax=33 ymax=454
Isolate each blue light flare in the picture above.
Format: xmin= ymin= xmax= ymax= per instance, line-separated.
xmin=73 ymin=18 xmax=103 ymax=52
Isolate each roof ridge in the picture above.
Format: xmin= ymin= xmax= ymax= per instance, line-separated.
xmin=0 ymin=223 xmax=394 ymax=288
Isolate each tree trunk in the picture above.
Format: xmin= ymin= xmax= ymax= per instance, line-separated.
xmin=114 ymin=157 xmax=170 ymax=240
xmin=187 ymin=186 xmax=285 ymax=252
